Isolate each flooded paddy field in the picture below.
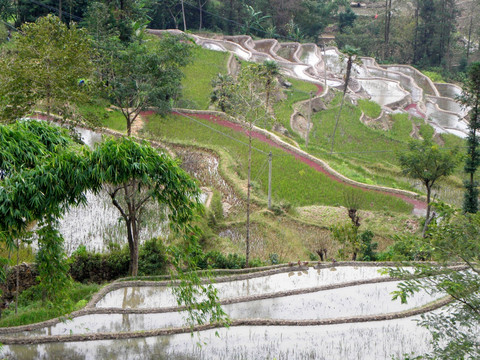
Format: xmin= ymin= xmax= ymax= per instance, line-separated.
xmin=0 ymin=265 xmax=445 ymax=359
xmin=2 ymin=318 xmax=432 ymax=360
xmin=96 ymin=266 xmax=395 ymax=308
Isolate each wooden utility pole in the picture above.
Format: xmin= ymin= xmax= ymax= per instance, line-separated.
xmin=246 ymin=121 xmax=253 ymax=267
xmin=268 ymin=152 xmax=272 ymax=209
xmin=305 ymin=91 xmax=313 ymax=147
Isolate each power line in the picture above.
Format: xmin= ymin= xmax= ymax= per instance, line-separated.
xmin=252 ymin=155 xmax=269 ymax=183
xmin=172 ymin=110 xmax=269 ymax=155
xmin=28 ymin=0 xmax=83 ymax=22
xmin=181 ymin=0 xmax=301 ymax=43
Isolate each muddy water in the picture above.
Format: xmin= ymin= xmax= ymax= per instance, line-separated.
xmin=429 ymin=96 xmax=465 ymax=116
xmin=357 ymin=79 xmax=408 ymax=106
xmin=367 ymin=67 xmax=423 ymax=102
xmin=9 ymin=312 xmax=187 ymax=337
xmin=300 ymin=44 xmax=321 ymax=67
xmin=223 ymin=281 xmax=441 ymax=320
xmin=435 ymin=82 xmax=462 ymax=98
xmin=383 ymin=65 xmax=438 ymax=97
xmin=96 ymin=267 xmax=392 ymax=309
xmin=426 ymin=102 xmax=468 ymax=132
xmin=1 ymin=317 xmax=432 ymax=360
xmin=8 ymin=280 xmax=439 ymax=339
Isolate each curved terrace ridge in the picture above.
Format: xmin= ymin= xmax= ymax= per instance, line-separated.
xmin=0 ymin=263 xmax=465 ymax=343
xmin=148 ymin=29 xmax=468 ymax=137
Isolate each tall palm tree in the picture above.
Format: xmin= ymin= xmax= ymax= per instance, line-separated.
xmin=259 ymin=59 xmax=280 ymax=112
xmin=330 ymin=45 xmax=359 ymax=154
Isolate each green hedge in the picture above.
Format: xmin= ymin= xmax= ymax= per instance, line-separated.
xmin=69 ymin=238 xmax=168 ymax=283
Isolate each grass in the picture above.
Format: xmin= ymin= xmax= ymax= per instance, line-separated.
xmin=77 ymin=99 xmax=127 ymax=132
xmin=0 ymin=282 xmax=100 ymax=328
xmin=272 ymin=77 xmax=318 ymax=133
xmin=358 ymin=99 xmax=381 ymax=118
xmin=390 ymin=113 xmax=414 ymax=142
xmin=144 ymin=112 xmax=412 ymax=213
xmin=180 ymin=46 xmax=230 ymax=110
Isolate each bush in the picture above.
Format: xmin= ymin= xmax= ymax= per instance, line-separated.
xmin=358 ymin=230 xmax=378 ymax=261
xmin=197 ymin=251 xmax=246 ymax=269
xmin=69 ymin=245 xmax=129 ymax=283
xmin=269 ymin=253 xmax=280 ymax=264
xmin=138 ymin=238 xmax=167 ymax=276
xmin=377 ymin=235 xmax=432 ymax=261
xmin=271 ymin=200 xmax=292 ymax=215
xmin=70 ymin=239 xmax=170 ymax=282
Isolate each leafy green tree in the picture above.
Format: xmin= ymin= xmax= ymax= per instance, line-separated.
xmin=0 ymin=121 xmax=226 ymax=325
xmin=399 ymin=137 xmax=459 ymax=236
xmin=0 ymin=0 xmax=15 ymax=22
xmin=413 ymin=0 xmax=457 ymax=68
xmin=210 ymin=73 xmax=235 ymax=112
xmin=338 ymin=8 xmax=357 ymax=33
xmin=388 ymin=203 xmax=480 ymax=359
xmin=296 ymin=0 xmax=340 ymax=39
xmin=100 ymin=34 xmax=192 ymax=136
xmin=460 ymin=62 xmax=480 ymax=213
xmin=81 ymin=1 xmax=119 ymax=42
xmin=242 ymin=5 xmax=270 ymax=36
xmin=36 ymin=220 xmax=71 ymax=303
xmin=211 ymin=62 xmax=268 ymax=267
xmin=258 ymin=60 xmax=280 ymax=112
xmin=0 ymin=15 xmax=94 ymax=123
xmin=90 ymin=136 xmax=202 ymax=276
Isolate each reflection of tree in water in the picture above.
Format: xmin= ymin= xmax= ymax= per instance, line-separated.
xmin=4 ymin=342 xmax=86 ymax=360
xmin=92 ymin=336 xmax=199 ymax=360
xmin=122 ymin=287 xmax=145 ymax=309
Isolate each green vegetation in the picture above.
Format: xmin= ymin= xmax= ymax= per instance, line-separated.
xmin=422 ymin=70 xmax=445 ymax=83
xmin=390 ymin=113 xmax=414 ymax=142
xmin=145 ymin=112 xmax=412 ymax=213
xmin=358 ymin=99 xmax=381 ymax=118
xmin=78 ymin=100 xmax=127 ymax=132
xmin=0 ymin=282 xmax=100 ymax=328
xmin=181 ymin=46 xmax=229 ymax=109
xmin=273 ymin=77 xmax=318 ymax=132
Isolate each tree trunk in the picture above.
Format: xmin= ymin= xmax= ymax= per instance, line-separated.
xmin=384 ymin=0 xmax=392 ymax=59
xmin=15 ymin=239 xmax=19 ymax=315
xmin=199 ymin=0 xmax=203 ymax=30
xmin=466 ymin=15 xmax=473 ymax=62
xmin=245 ymin=122 xmax=252 ymax=268
xmin=413 ymin=3 xmax=419 ymax=63
xmin=422 ymin=185 xmax=432 ymax=238
xmin=181 ymin=0 xmax=187 ymax=32
xmin=330 ymin=93 xmax=346 ymax=154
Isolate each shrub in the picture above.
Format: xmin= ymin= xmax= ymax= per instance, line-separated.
xmin=358 ymin=230 xmax=378 ymax=261
xmin=138 ymin=238 xmax=167 ymax=276
xmin=197 ymin=251 xmax=246 ymax=269
xmin=69 ymin=245 xmax=129 ymax=283
xmin=377 ymin=235 xmax=432 ymax=261
xmin=269 ymin=253 xmax=280 ymax=264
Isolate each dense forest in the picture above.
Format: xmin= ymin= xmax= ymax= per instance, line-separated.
xmin=1 ymin=0 xmax=479 ymax=78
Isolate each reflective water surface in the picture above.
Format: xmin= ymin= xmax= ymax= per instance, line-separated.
xmin=96 ymin=267 xmax=391 ymax=309
xmin=2 ymin=318 xmax=432 ymax=360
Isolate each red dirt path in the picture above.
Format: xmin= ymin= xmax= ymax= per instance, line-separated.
xmin=171 ymin=111 xmax=426 ymax=213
